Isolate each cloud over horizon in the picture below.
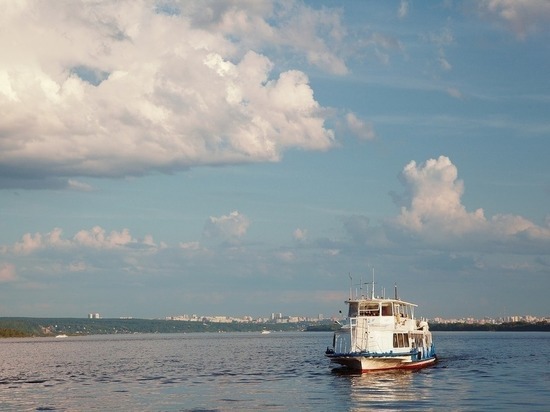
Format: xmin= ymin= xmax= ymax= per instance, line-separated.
xmin=2 ymin=156 xmax=548 ymax=294
xmin=390 ymin=156 xmax=550 ymax=251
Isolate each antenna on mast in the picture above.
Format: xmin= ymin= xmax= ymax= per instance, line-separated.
xmin=394 ymin=283 xmax=398 ymax=300
xmin=371 ymin=267 xmax=375 ymax=299
xmin=348 ymin=273 xmax=353 ymax=299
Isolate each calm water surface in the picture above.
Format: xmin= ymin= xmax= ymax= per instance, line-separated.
xmin=0 ymin=332 xmax=548 ymax=411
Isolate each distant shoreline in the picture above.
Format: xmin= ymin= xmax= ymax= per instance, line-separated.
xmin=0 ymin=317 xmax=305 ymax=338
xmin=1 ymin=317 xmax=548 ymax=337
xmin=306 ymin=321 xmax=550 ymax=333
xmin=430 ymin=322 xmax=550 ymax=332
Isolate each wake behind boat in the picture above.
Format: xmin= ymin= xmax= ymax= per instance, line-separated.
xmin=325 ymin=275 xmax=436 ymax=372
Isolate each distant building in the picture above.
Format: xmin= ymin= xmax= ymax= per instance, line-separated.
xmin=271 ymin=313 xmax=283 ymax=320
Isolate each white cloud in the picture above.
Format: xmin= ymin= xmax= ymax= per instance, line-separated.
xmin=74 ymin=227 xmax=135 ymax=249
xmin=392 ymin=156 xmax=550 ymax=245
xmin=479 ymin=0 xmax=550 ymax=39
xmin=279 ymin=3 xmax=348 ymax=75
xmin=203 ymin=211 xmax=250 ymax=242
xmin=0 ymin=0 xmax=341 ymax=188
xmin=394 ymin=156 xmax=486 ymax=236
xmin=0 ymin=263 xmax=17 ymax=282
xmin=11 ymin=228 xmax=71 ymax=255
xmin=12 ymin=232 xmax=45 ymax=255
xmin=346 ymin=113 xmax=376 ymax=141
xmin=8 ymin=226 xmax=157 ymax=254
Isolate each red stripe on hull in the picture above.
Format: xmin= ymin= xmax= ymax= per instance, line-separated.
xmin=360 ymin=357 xmax=437 ymax=373
xmin=329 ymin=355 xmax=437 ymax=373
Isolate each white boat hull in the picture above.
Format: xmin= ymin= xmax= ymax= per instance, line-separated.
xmin=327 ymin=353 xmax=436 ymax=372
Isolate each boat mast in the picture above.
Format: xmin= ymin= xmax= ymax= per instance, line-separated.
xmin=371 ymin=267 xmax=375 ymax=299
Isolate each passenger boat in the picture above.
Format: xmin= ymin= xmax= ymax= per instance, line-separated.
xmin=325 ymin=277 xmax=436 ymax=372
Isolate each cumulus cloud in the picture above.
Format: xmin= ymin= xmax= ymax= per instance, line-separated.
xmin=394 ymin=156 xmax=486 ymax=236
xmin=8 ymin=226 xmax=157 ymax=254
xmin=74 ymin=227 xmax=135 ymax=249
xmin=203 ymin=211 xmax=250 ymax=242
xmin=391 ymin=156 xmax=550 ymax=247
xmin=478 ymin=0 xmax=550 ymax=39
xmin=0 ymin=0 xmax=343 ymax=189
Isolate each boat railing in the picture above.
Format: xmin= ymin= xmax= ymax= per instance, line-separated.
xmin=334 ymin=330 xmax=351 ymax=354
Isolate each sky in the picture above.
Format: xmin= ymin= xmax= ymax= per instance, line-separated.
xmin=1 ymin=0 xmax=549 ymax=320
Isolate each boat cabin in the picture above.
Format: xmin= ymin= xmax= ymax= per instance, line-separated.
xmin=325 ymin=279 xmax=437 ymax=371
xmin=347 ymin=299 xmax=416 ymax=320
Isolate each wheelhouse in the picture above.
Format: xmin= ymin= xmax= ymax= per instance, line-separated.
xmin=347 ymin=299 xmax=416 ymax=319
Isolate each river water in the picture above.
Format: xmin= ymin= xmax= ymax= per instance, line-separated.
xmin=0 ymin=331 xmax=548 ymax=411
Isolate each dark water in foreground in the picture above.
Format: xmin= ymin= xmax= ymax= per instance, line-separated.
xmin=0 ymin=331 xmax=548 ymax=411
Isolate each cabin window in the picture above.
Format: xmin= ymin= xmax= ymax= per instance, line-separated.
xmin=359 ymin=303 xmax=379 ymax=316
xmin=393 ymin=333 xmax=410 ymax=348
xmin=348 ymin=302 xmax=359 ymax=317
xmin=381 ymin=303 xmax=392 ymax=316
xmin=394 ymin=304 xmax=412 ymax=319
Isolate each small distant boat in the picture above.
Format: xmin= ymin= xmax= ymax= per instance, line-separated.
xmin=261 ymin=330 xmax=271 ymax=334
xmin=325 ymin=274 xmax=436 ymax=372
xmin=55 ymin=334 xmax=68 ymax=338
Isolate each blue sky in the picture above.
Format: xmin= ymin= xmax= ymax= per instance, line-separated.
xmin=1 ymin=0 xmax=549 ymax=319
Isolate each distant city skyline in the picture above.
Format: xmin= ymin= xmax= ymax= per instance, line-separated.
xmin=1 ymin=1 xmax=549 ymax=319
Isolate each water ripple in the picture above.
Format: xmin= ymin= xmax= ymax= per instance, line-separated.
xmin=0 ymin=332 xmax=548 ymax=411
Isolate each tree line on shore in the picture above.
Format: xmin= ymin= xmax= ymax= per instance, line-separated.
xmin=0 ymin=317 xmax=304 ymax=337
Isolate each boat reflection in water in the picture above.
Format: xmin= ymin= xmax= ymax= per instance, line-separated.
xmin=332 ymin=368 xmax=435 ymax=409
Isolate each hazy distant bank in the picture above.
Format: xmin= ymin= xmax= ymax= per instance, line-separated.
xmin=1 ymin=317 xmax=548 ymax=338
xmin=0 ymin=317 xmax=305 ymax=338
